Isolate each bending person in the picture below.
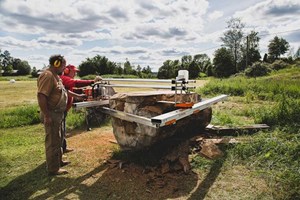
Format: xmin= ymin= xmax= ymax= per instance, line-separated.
xmin=60 ymin=64 xmax=102 ymax=153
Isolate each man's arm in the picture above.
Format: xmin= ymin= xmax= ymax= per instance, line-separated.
xmin=37 ymin=93 xmax=52 ymax=126
xmin=67 ymin=90 xmax=87 ymax=101
xmin=61 ymin=75 xmax=94 ymax=89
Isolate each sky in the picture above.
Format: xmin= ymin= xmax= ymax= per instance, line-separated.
xmin=0 ymin=0 xmax=300 ymax=72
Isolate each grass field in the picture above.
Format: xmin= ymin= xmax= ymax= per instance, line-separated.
xmin=0 ymin=68 xmax=299 ymax=199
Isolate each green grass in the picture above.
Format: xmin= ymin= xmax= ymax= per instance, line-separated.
xmin=0 ymin=105 xmax=40 ymax=128
xmin=195 ymin=66 xmax=300 ymax=199
xmin=0 ymin=104 xmax=86 ymax=130
xmin=198 ymin=66 xmax=300 ymax=101
xmin=0 ymin=75 xmax=36 ymax=81
xmin=0 ymin=66 xmax=300 ymax=199
xmin=229 ymin=129 xmax=300 ymax=199
xmin=0 ymin=125 xmax=45 ymax=187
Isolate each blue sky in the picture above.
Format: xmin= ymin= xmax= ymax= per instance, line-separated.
xmin=0 ymin=0 xmax=299 ymax=71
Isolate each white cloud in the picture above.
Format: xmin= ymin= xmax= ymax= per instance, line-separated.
xmin=208 ymin=11 xmax=223 ymax=21
xmin=0 ymin=36 xmax=39 ymax=49
xmin=0 ymin=0 xmax=299 ymax=71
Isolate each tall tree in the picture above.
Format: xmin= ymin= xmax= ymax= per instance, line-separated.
xmin=181 ymin=55 xmax=192 ymax=70
xmin=220 ymin=18 xmax=245 ymax=72
xmin=295 ymin=47 xmax=300 ymax=59
xmin=188 ymin=60 xmax=200 ymax=79
xmin=16 ymin=60 xmax=31 ymax=75
xmin=240 ymin=31 xmax=261 ymax=70
xmin=212 ymin=47 xmax=235 ymax=78
xmin=157 ymin=60 xmax=179 ymax=79
xmin=1 ymin=50 xmax=13 ymax=75
xmin=123 ymin=59 xmax=133 ymax=75
xmin=268 ymin=36 xmax=290 ymax=60
xmin=193 ymin=54 xmax=211 ymax=74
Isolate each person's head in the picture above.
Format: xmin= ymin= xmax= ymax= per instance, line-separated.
xmin=49 ymin=54 xmax=66 ymax=74
xmin=63 ymin=64 xmax=79 ymax=78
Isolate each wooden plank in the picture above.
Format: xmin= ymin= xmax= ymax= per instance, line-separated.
xmin=206 ymin=124 xmax=269 ymax=131
xmin=206 ymin=124 xmax=270 ymax=135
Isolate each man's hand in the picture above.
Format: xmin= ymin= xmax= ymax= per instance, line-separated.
xmin=76 ymin=93 xmax=87 ymax=101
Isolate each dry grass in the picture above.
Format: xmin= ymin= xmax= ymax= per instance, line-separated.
xmin=0 ymin=81 xmax=37 ymax=109
xmin=0 ymin=80 xmax=207 ymax=109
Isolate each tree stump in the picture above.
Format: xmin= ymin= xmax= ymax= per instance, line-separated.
xmin=109 ymin=91 xmax=212 ymax=150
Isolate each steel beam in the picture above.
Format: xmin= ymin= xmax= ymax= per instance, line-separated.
xmin=151 ymin=94 xmax=228 ymax=127
xmin=100 ymin=107 xmax=157 ymax=128
xmin=97 ymin=84 xmax=195 ymax=90
xmin=73 ymin=100 xmax=109 ymax=109
xmin=97 ymin=78 xmax=196 ymax=84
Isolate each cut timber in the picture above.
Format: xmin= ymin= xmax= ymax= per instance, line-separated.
xmin=196 ymin=137 xmax=239 ymax=144
xmin=200 ymin=141 xmax=224 ymax=159
xmin=206 ymin=124 xmax=270 ymax=135
xmin=109 ymin=91 xmax=212 ymax=150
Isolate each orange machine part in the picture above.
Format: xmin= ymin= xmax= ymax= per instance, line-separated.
xmin=175 ymin=102 xmax=194 ymax=108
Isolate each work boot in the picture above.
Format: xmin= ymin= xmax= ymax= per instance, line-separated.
xmin=61 ymin=161 xmax=71 ymax=167
xmin=48 ymin=169 xmax=68 ymax=176
xmin=64 ymin=148 xmax=74 ymax=153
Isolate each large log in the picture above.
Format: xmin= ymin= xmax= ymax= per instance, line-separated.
xmin=109 ymin=91 xmax=212 ymax=150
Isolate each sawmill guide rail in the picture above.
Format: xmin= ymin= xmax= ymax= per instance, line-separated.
xmin=73 ymin=70 xmax=228 ymax=128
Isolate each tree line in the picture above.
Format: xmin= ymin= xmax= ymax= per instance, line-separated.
xmin=158 ymin=18 xmax=298 ymax=79
xmin=77 ymin=56 xmax=154 ymax=78
xmin=1 ymin=18 xmax=300 ymax=78
xmin=0 ymin=50 xmax=31 ymax=76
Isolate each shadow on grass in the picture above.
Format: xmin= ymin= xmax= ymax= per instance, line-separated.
xmin=0 ymin=159 xmax=199 ymax=199
xmin=0 ymin=162 xmax=107 ymax=200
xmin=0 ymin=129 xmax=229 ymax=199
xmin=188 ymin=145 xmax=229 ymax=200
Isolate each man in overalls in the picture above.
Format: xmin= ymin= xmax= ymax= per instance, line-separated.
xmin=37 ymin=54 xmax=69 ymax=175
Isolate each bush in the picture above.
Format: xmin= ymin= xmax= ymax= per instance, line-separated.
xmin=270 ymin=60 xmax=288 ymax=71
xmin=81 ymin=74 xmax=139 ymax=80
xmin=245 ymin=62 xmax=270 ymax=77
xmin=253 ymin=95 xmax=300 ymax=127
xmin=0 ymin=105 xmax=40 ymax=128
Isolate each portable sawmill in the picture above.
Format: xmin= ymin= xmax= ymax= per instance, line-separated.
xmin=73 ymin=70 xmax=228 ymax=150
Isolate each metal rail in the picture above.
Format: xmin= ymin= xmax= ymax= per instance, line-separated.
xmin=96 ymin=84 xmax=195 ymax=90
xmin=151 ymin=94 xmax=228 ymax=127
xmin=73 ymin=100 xmax=109 ymax=109
xmin=100 ymin=107 xmax=157 ymax=128
xmin=73 ymin=94 xmax=228 ymax=128
xmin=96 ymin=78 xmax=196 ymax=84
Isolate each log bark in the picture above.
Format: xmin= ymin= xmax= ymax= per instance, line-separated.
xmin=109 ymin=91 xmax=212 ymax=150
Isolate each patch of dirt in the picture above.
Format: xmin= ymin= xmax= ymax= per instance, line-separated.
xmin=64 ymin=127 xmax=202 ymax=199
xmin=59 ymin=126 xmax=270 ymax=199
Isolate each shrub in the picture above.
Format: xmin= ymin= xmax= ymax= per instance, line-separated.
xmin=0 ymin=105 xmax=40 ymax=128
xmin=81 ymin=74 xmax=139 ymax=80
xmin=245 ymin=62 xmax=270 ymax=77
xmin=270 ymin=60 xmax=288 ymax=71
xmin=252 ymin=94 xmax=300 ymax=127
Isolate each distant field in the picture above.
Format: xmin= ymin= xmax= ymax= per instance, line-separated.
xmin=0 ymin=79 xmax=207 ymax=109
xmin=0 ymin=81 xmax=37 ymax=110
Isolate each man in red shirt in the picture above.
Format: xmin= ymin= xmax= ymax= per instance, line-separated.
xmin=60 ymin=64 xmax=102 ymax=153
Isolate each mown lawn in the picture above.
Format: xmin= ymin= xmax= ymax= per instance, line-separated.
xmin=0 ymin=67 xmax=299 ymax=199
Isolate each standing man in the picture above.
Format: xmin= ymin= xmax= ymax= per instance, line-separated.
xmin=37 ymin=54 xmax=69 ymax=176
xmin=60 ymin=64 xmax=101 ymax=153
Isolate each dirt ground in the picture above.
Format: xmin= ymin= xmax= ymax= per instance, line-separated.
xmin=64 ymin=127 xmax=200 ymax=199
xmin=42 ymin=125 xmax=270 ymax=200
